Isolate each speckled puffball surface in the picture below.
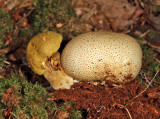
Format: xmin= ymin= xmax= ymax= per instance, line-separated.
xmin=61 ymin=31 xmax=142 ymax=83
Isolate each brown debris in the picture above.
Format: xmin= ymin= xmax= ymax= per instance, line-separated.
xmin=146 ymin=13 xmax=160 ymax=31
xmin=0 ymin=7 xmax=34 ymax=56
xmin=72 ymin=0 xmax=143 ymax=31
xmin=1 ymin=88 xmax=19 ymax=107
xmin=142 ymin=0 xmax=160 ymax=30
xmin=51 ymin=80 xmax=160 ymax=119
xmin=55 ymin=111 xmax=69 ymax=119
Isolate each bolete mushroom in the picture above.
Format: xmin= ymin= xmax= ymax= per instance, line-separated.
xmin=61 ymin=31 xmax=142 ymax=83
xmin=27 ymin=31 xmax=73 ymax=90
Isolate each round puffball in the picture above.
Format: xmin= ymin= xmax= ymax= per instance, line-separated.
xmin=61 ymin=31 xmax=142 ymax=83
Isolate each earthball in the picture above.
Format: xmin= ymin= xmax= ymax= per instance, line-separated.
xmin=61 ymin=31 xmax=142 ymax=83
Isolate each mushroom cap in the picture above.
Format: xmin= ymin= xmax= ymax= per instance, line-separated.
xmin=61 ymin=31 xmax=142 ymax=83
xmin=27 ymin=31 xmax=62 ymax=75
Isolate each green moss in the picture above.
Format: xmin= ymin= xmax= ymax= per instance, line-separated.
xmin=61 ymin=101 xmax=73 ymax=111
xmin=20 ymin=81 xmax=56 ymax=118
xmin=0 ymin=74 xmax=83 ymax=118
xmin=141 ymin=45 xmax=159 ymax=73
xmin=29 ymin=105 xmax=48 ymax=119
xmin=0 ymin=55 xmax=7 ymax=68
xmin=70 ymin=110 xmax=83 ymax=119
xmin=139 ymin=44 xmax=160 ymax=86
xmin=0 ymin=7 xmax=14 ymax=68
xmin=68 ymin=7 xmax=76 ymax=17
xmin=19 ymin=28 xmax=34 ymax=41
xmin=0 ymin=74 xmax=57 ymax=118
xmin=58 ymin=101 xmax=83 ymax=119
xmin=31 ymin=0 xmax=73 ymax=37
xmin=147 ymin=30 xmax=157 ymax=40
xmin=0 ymin=7 xmax=14 ymax=48
xmin=135 ymin=35 xmax=159 ymax=84
xmin=0 ymin=74 xmax=21 ymax=95
xmin=135 ymin=35 xmax=146 ymax=41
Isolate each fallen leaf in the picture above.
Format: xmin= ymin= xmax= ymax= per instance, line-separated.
xmin=56 ymin=23 xmax=64 ymax=28
xmin=55 ymin=111 xmax=69 ymax=119
xmin=148 ymin=92 xmax=160 ymax=98
xmin=1 ymin=88 xmax=19 ymax=107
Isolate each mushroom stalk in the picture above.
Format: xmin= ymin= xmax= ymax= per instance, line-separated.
xmin=43 ymin=52 xmax=73 ymax=90
xmin=43 ymin=67 xmax=73 ymax=90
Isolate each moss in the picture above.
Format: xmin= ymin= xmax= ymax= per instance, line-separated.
xmin=0 ymin=7 xmax=14 ymax=48
xmin=139 ymin=44 xmax=160 ymax=86
xmin=141 ymin=45 xmax=159 ymax=73
xmin=0 ymin=55 xmax=7 ymax=68
xmin=0 ymin=74 xmax=21 ymax=95
xmin=19 ymin=28 xmax=34 ymax=41
xmin=29 ymin=105 xmax=48 ymax=119
xmin=135 ymin=35 xmax=159 ymax=78
xmin=31 ymin=0 xmax=74 ymax=37
xmin=21 ymin=82 xmax=48 ymax=105
xmin=147 ymin=30 xmax=157 ymax=40
xmin=0 ymin=74 xmax=57 ymax=118
xmin=0 ymin=74 xmax=82 ymax=118
xmin=70 ymin=110 xmax=83 ymax=119
xmin=0 ymin=74 xmax=83 ymax=118
xmin=0 ymin=7 xmax=14 ymax=68
xmin=58 ymin=101 xmax=83 ymax=119
xmin=61 ymin=101 xmax=73 ymax=111
xmin=135 ymin=35 xmax=146 ymax=41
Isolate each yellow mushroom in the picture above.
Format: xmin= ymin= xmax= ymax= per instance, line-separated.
xmin=27 ymin=31 xmax=62 ymax=75
xmin=26 ymin=31 xmax=73 ymax=90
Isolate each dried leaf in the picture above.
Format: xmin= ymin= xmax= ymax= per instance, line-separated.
xmin=1 ymin=88 xmax=19 ymax=107
xmin=55 ymin=111 xmax=69 ymax=119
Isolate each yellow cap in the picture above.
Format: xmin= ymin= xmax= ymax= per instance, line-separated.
xmin=27 ymin=31 xmax=62 ymax=75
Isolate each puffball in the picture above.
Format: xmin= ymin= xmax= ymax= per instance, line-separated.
xmin=61 ymin=31 xmax=142 ymax=83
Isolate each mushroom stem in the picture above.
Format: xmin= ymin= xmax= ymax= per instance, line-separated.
xmin=43 ymin=52 xmax=73 ymax=90
xmin=43 ymin=67 xmax=73 ymax=90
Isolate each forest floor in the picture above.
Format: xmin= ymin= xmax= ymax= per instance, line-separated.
xmin=0 ymin=0 xmax=160 ymax=119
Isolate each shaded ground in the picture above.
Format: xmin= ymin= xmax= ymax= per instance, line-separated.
xmin=0 ymin=0 xmax=160 ymax=119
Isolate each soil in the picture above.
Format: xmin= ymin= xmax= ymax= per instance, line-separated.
xmin=50 ymin=80 xmax=160 ymax=119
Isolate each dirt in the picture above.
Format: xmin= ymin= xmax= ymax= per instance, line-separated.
xmin=50 ymin=80 xmax=160 ymax=119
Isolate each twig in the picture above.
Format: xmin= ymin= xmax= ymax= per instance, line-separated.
xmin=124 ymin=107 xmax=133 ymax=119
xmin=135 ymin=30 xmax=160 ymax=53
xmin=125 ymin=69 xmax=159 ymax=107
xmin=118 ymin=69 xmax=159 ymax=119
xmin=140 ymin=29 xmax=150 ymax=37
xmin=6 ymin=0 xmax=18 ymax=10
xmin=116 ymin=104 xmax=133 ymax=119
xmin=10 ymin=112 xmax=19 ymax=119
xmin=154 ymin=58 xmax=160 ymax=64
xmin=134 ymin=29 xmax=150 ymax=38
xmin=81 ymin=6 xmax=96 ymax=21
xmin=136 ymin=39 xmax=160 ymax=51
